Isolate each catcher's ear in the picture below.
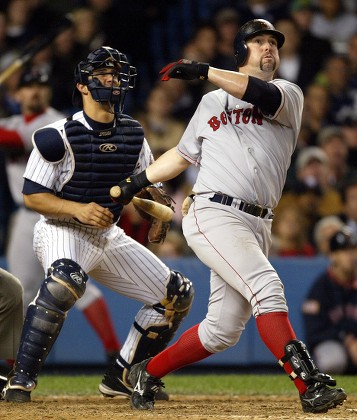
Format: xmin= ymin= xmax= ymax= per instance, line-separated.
xmin=77 ymin=83 xmax=88 ymax=95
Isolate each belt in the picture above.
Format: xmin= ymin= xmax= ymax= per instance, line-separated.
xmin=209 ymin=193 xmax=273 ymax=219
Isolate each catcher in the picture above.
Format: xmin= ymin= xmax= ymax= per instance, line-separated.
xmin=2 ymin=46 xmax=194 ymax=403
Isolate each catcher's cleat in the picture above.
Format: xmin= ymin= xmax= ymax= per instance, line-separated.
xmin=0 ymin=374 xmax=7 ymax=400
xmin=128 ymin=358 xmax=165 ymax=410
xmin=300 ymin=382 xmax=347 ymax=413
xmin=2 ymin=374 xmax=36 ymax=403
xmin=99 ymin=364 xmax=133 ymax=398
xmin=99 ymin=363 xmax=169 ymax=401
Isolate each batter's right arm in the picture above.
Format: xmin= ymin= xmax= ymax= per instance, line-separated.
xmin=23 ymin=192 xmax=114 ymax=228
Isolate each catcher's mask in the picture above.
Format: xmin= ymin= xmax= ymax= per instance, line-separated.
xmin=233 ymin=19 xmax=285 ymax=67
xmin=73 ymin=46 xmax=137 ymax=113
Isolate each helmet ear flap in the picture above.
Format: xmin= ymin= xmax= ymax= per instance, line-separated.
xmin=234 ymin=38 xmax=248 ymax=68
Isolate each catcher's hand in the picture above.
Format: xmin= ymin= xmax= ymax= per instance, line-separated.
xmin=135 ymin=186 xmax=175 ymax=243
xmin=159 ymin=59 xmax=209 ymax=81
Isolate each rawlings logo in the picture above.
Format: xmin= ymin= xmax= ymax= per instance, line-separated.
xmin=70 ymin=272 xmax=83 ymax=284
xmin=99 ymin=143 xmax=117 ymax=152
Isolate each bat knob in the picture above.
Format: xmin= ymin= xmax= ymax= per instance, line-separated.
xmin=110 ymin=185 xmax=121 ymax=199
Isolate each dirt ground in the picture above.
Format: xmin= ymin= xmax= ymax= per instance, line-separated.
xmin=1 ymin=395 xmax=356 ymax=420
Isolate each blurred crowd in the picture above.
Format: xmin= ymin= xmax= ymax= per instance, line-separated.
xmin=1 ymin=0 xmax=357 ymax=259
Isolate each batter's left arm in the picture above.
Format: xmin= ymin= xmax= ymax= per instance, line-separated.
xmin=111 ymin=148 xmax=191 ymax=204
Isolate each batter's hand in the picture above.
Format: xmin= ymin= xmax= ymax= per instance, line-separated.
xmin=159 ymin=59 xmax=209 ymax=81
xmin=111 ymin=172 xmax=151 ymax=204
xmin=75 ymin=202 xmax=114 ymax=228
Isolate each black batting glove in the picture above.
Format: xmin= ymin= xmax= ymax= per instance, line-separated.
xmin=159 ymin=59 xmax=209 ymax=81
xmin=111 ymin=171 xmax=151 ymax=204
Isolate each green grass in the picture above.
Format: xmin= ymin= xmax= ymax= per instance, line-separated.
xmin=33 ymin=374 xmax=357 ymax=397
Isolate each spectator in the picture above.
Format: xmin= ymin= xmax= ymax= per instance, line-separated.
xmin=134 ymin=84 xmax=186 ymax=159
xmin=0 ymin=11 xmax=8 ymax=54
xmin=274 ymin=17 xmax=305 ymax=86
xmin=159 ymin=77 xmax=199 ymax=124
xmin=181 ymin=22 xmax=219 ymax=99
xmin=235 ymin=0 xmax=289 ymax=23
xmin=294 ymin=146 xmax=343 ymax=216
xmin=347 ymin=33 xmax=357 ymax=88
xmin=289 ymin=0 xmax=333 ymax=90
xmin=50 ymin=24 xmax=84 ymax=113
xmin=71 ymin=7 xmax=104 ymax=53
xmin=280 ymin=147 xmax=342 ymax=241
xmin=316 ymin=54 xmax=357 ymax=126
xmin=317 ymin=125 xmax=357 ymax=190
xmin=310 ymin=0 xmax=357 ymax=54
xmin=4 ymin=0 xmax=34 ymax=49
xmin=341 ymin=119 xmax=357 ymax=168
xmin=338 ymin=177 xmax=357 ymax=240
xmin=298 ymin=82 xmax=330 ymax=148
xmin=211 ymin=7 xmax=240 ymax=71
xmin=270 ymin=206 xmax=316 ymax=257
xmin=302 ymin=229 xmax=357 ymax=374
xmin=313 ymin=215 xmax=345 ymax=255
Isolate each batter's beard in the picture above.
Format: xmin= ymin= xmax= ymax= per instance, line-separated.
xmin=260 ymin=58 xmax=276 ymax=72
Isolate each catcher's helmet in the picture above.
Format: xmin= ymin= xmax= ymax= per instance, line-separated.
xmin=73 ymin=46 xmax=137 ymax=111
xmin=233 ymin=19 xmax=285 ymax=67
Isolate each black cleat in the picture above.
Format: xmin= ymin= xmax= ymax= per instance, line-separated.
xmin=0 ymin=374 xmax=7 ymax=400
xmin=2 ymin=374 xmax=36 ymax=403
xmin=128 ymin=358 xmax=165 ymax=410
xmin=99 ymin=364 xmax=132 ymax=398
xmin=99 ymin=362 xmax=169 ymax=401
xmin=300 ymin=382 xmax=347 ymax=413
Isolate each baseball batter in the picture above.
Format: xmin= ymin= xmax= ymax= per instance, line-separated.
xmin=2 ymin=47 xmax=193 ymax=403
xmin=1 ymin=68 xmax=121 ymax=362
xmin=113 ymin=20 xmax=347 ymax=414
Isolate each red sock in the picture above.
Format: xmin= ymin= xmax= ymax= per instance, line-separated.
xmin=146 ymin=324 xmax=212 ymax=378
xmin=82 ymin=297 xmax=121 ymax=352
xmin=256 ymin=312 xmax=307 ymax=394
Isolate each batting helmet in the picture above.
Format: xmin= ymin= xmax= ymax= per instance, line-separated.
xmin=73 ymin=46 xmax=137 ymax=112
xmin=233 ymin=19 xmax=285 ymax=67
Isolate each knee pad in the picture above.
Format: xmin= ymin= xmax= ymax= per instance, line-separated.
xmin=279 ymin=339 xmax=336 ymax=386
xmin=38 ymin=258 xmax=88 ymax=312
xmin=158 ymin=270 xmax=194 ymax=322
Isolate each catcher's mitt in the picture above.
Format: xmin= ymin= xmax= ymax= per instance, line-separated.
xmin=134 ymin=186 xmax=175 ymax=243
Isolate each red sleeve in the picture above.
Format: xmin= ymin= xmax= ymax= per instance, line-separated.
xmin=0 ymin=127 xmax=23 ymax=148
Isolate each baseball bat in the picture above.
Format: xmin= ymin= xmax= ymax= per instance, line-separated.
xmin=110 ymin=186 xmax=174 ymax=222
xmin=0 ymin=14 xmax=73 ymax=86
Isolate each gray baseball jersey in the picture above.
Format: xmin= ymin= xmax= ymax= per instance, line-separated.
xmin=177 ymin=79 xmax=304 ymax=352
xmin=177 ymin=79 xmax=303 ymax=209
